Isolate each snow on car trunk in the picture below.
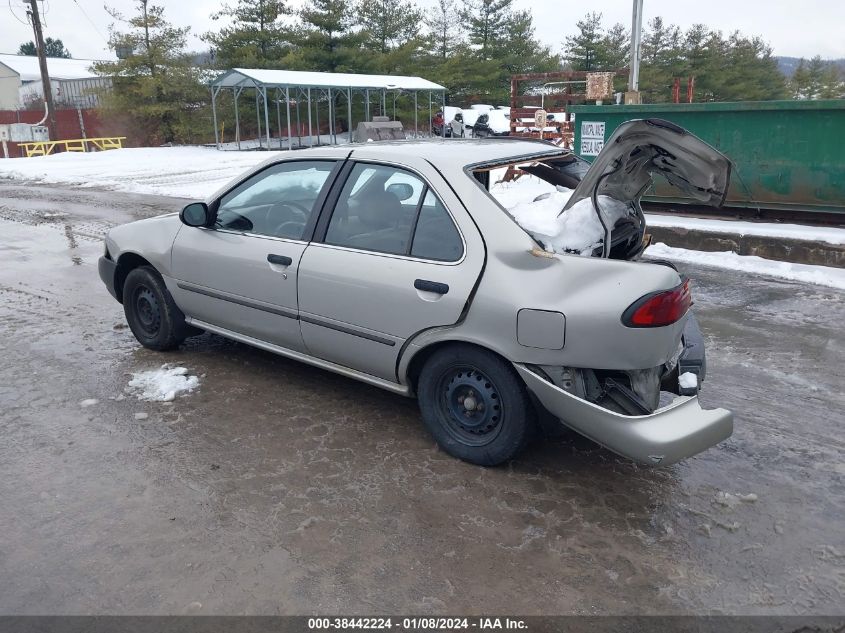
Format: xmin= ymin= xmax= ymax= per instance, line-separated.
xmin=508 ymin=191 xmax=629 ymax=256
xmin=490 ymin=175 xmax=629 ymax=256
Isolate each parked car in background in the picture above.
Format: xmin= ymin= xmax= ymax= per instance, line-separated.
xmin=99 ymin=120 xmax=733 ymax=467
xmin=472 ymin=109 xmax=511 ymax=137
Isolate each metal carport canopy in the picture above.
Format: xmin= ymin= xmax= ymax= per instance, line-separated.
xmin=209 ymin=68 xmax=446 ymax=151
xmin=213 ymin=68 xmax=445 ymax=91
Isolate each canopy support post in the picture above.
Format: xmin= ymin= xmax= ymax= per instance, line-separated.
xmin=285 ymin=87 xmax=292 ymax=151
xmin=347 ymin=87 xmax=352 ymax=143
xmin=315 ymin=89 xmax=320 ymax=147
xmin=414 ymin=91 xmax=418 ymax=138
xmin=442 ymin=91 xmax=446 ymax=138
xmin=255 ymin=88 xmax=261 ymax=149
xmin=234 ymin=87 xmax=241 ymax=150
xmin=365 ymin=88 xmax=369 ymax=121
xmin=428 ymin=91 xmax=432 ymax=138
xmin=211 ymin=86 xmax=219 ymax=149
xmin=307 ymin=87 xmax=313 ymax=148
xmin=296 ymin=91 xmax=301 ymax=148
xmin=275 ymin=88 xmax=281 ymax=148
xmin=262 ymin=86 xmax=271 ymax=150
xmin=328 ymin=87 xmax=335 ymax=144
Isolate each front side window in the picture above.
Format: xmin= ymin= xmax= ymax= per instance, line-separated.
xmin=324 ymin=163 xmax=462 ymax=261
xmin=216 ymin=160 xmax=335 ymax=240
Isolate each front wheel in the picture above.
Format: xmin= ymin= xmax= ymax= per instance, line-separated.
xmin=123 ymin=266 xmax=192 ymax=351
xmin=417 ymin=345 xmax=536 ymax=466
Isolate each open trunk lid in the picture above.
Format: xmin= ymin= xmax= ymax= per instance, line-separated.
xmin=563 ymin=118 xmax=732 ymax=212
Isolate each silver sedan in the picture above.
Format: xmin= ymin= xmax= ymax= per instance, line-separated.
xmin=99 ymin=120 xmax=733 ymax=466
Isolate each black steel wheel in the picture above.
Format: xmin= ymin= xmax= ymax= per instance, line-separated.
xmin=417 ymin=344 xmax=535 ymax=466
xmin=132 ymin=284 xmax=162 ymax=336
xmin=437 ymin=365 xmax=504 ymax=446
xmin=123 ymin=266 xmax=192 ymax=351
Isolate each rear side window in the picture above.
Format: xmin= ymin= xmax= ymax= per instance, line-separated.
xmin=410 ymin=191 xmax=463 ymax=261
xmin=324 ymin=163 xmax=462 ymax=261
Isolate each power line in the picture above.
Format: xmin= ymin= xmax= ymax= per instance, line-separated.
xmin=8 ymin=0 xmax=30 ymax=25
xmin=71 ymin=0 xmax=110 ymax=46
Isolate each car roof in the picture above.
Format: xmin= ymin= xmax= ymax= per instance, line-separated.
xmin=285 ymin=138 xmax=569 ymax=171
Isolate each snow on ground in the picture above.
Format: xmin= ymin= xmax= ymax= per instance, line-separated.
xmin=127 ymin=364 xmax=200 ymax=402
xmin=644 ymin=214 xmax=845 ymax=246
xmin=645 ymin=243 xmax=845 ymax=290
xmin=0 ymin=146 xmax=280 ymax=199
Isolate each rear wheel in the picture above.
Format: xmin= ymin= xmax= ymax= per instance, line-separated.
xmin=417 ymin=345 xmax=535 ymax=466
xmin=123 ymin=266 xmax=191 ymax=351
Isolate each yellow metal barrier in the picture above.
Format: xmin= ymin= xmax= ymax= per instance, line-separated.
xmin=18 ymin=137 xmax=127 ymax=158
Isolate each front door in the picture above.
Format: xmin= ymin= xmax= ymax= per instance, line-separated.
xmin=297 ymin=161 xmax=484 ymax=380
xmin=171 ymin=159 xmax=336 ymax=351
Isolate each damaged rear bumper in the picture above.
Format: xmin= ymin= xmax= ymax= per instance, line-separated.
xmin=515 ymin=364 xmax=733 ymax=466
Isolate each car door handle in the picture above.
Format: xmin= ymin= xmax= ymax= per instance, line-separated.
xmin=267 ymin=254 xmax=292 ymax=266
xmin=414 ymin=279 xmax=449 ymax=295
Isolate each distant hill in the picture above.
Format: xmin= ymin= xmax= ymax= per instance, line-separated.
xmin=776 ymin=56 xmax=845 ymax=77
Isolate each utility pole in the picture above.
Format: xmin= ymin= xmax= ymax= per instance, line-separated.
xmin=626 ymin=0 xmax=644 ymax=104
xmin=27 ymin=0 xmax=58 ymax=141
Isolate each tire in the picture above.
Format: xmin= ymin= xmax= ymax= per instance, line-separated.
xmin=123 ymin=266 xmax=191 ymax=351
xmin=417 ymin=344 xmax=536 ymax=466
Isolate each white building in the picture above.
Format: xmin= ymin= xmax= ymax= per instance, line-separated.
xmin=0 ymin=53 xmax=111 ymax=110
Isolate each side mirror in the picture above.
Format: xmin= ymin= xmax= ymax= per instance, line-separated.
xmin=180 ymin=202 xmax=212 ymax=227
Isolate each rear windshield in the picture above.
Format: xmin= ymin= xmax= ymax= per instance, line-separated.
xmin=470 ymin=152 xmax=632 ymax=257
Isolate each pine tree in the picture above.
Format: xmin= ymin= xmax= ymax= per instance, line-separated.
xmin=289 ymin=0 xmax=362 ymax=72
xmin=461 ymin=0 xmax=513 ymax=57
xmin=203 ymin=0 xmax=290 ymax=68
xmin=639 ymin=17 xmax=682 ymax=102
xmin=358 ymin=0 xmax=423 ymax=55
xmin=94 ymin=1 xmax=209 ymax=144
xmin=18 ymin=37 xmax=72 ymax=58
xmin=563 ymin=12 xmax=604 ymax=71
xmin=599 ymin=23 xmax=629 ymax=69
xmin=790 ymin=58 xmax=812 ymax=99
xmin=792 ymin=56 xmax=844 ymax=99
xmin=426 ymin=0 xmax=461 ymax=60
xmin=818 ymin=63 xmax=844 ymax=99
xmin=715 ymin=33 xmax=785 ymax=101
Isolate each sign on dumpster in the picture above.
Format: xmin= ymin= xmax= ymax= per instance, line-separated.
xmin=580 ymin=121 xmax=605 ymax=156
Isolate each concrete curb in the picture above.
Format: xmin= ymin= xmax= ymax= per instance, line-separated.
xmin=648 ymin=226 xmax=845 ymax=269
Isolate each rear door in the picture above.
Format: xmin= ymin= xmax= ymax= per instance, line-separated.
xmin=170 ymin=159 xmax=338 ymax=351
xmin=296 ymin=159 xmax=485 ymax=381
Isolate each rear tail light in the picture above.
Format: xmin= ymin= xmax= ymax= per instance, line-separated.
xmin=622 ymin=279 xmax=692 ymax=328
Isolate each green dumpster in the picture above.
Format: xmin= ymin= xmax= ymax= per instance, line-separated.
xmin=570 ymin=100 xmax=845 ymax=215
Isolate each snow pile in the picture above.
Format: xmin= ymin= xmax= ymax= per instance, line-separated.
xmin=645 ymin=243 xmax=845 ymax=290
xmin=678 ymin=372 xmax=698 ymax=390
xmin=490 ymin=174 xmax=630 ymax=255
xmin=508 ymin=190 xmax=630 ymax=256
xmin=0 ymin=147 xmax=279 ymax=199
xmin=127 ymin=364 xmax=200 ymax=402
xmin=489 ymin=172 xmax=557 ymax=209
xmin=644 ymin=214 xmax=845 ymax=246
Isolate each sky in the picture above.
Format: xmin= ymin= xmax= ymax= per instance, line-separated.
xmin=2 ymin=0 xmax=844 ymax=62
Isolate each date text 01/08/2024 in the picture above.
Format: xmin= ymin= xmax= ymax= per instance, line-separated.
xmin=307 ymin=617 xmax=528 ymax=630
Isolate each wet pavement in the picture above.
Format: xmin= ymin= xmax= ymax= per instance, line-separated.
xmin=0 ymin=182 xmax=843 ymax=615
